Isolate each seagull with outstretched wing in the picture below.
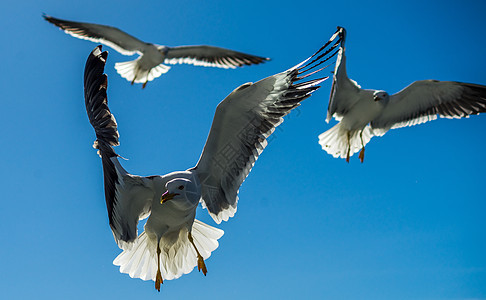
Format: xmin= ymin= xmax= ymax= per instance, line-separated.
xmin=83 ymin=29 xmax=340 ymax=291
xmin=318 ymin=27 xmax=486 ymax=162
xmin=46 ymin=14 xmax=269 ymax=88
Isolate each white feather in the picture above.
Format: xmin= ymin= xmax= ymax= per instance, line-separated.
xmin=113 ymin=219 xmax=223 ymax=282
xmin=115 ymin=59 xmax=171 ymax=83
xmin=318 ymin=123 xmax=374 ymax=159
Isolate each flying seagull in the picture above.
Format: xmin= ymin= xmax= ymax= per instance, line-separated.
xmin=84 ymin=32 xmax=340 ymax=290
xmin=45 ymin=14 xmax=269 ymax=88
xmin=318 ymin=27 xmax=486 ymax=162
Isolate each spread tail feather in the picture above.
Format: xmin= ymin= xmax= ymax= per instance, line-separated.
xmin=115 ymin=58 xmax=171 ymax=84
xmin=318 ymin=123 xmax=374 ymax=159
xmin=113 ymin=219 xmax=223 ymax=282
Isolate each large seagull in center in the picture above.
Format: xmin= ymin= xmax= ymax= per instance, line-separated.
xmin=318 ymin=27 xmax=486 ymax=162
xmin=83 ymin=29 xmax=340 ymax=290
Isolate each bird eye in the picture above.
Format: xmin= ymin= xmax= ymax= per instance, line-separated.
xmin=178 ymin=185 xmax=184 ymax=190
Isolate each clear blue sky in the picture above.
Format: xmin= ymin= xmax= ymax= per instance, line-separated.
xmin=1 ymin=0 xmax=485 ymax=299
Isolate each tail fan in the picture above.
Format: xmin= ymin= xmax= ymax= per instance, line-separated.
xmin=113 ymin=219 xmax=223 ymax=282
xmin=115 ymin=58 xmax=171 ymax=84
xmin=318 ymin=123 xmax=374 ymax=159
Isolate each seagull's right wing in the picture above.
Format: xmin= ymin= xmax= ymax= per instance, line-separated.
xmin=164 ymin=45 xmax=269 ymax=69
xmin=193 ymin=33 xmax=339 ymax=224
xmin=45 ymin=15 xmax=145 ymax=56
xmin=84 ymin=46 xmax=155 ymax=249
xmin=326 ymin=26 xmax=361 ymax=122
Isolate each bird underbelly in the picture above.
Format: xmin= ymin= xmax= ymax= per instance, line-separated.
xmin=340 ymin=114 xmax=370 ymax=131
xmin=145 ymin=204 xmax=196 ymax=239
xmin=144 ymin=222 xmax=186 ymax=251
xmin=139 ymin=46 xmax=165 ymax=70
xmin=341 ymin=101 xmax=382 ymax=130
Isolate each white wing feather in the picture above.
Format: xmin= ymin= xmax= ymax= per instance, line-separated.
xmin=372 ymin=80 xmax=486 ymax=130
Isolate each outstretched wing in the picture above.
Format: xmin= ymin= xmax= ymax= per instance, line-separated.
xmin=326 ymin=26 xmax=362 ymax=122
xmin=164 ymin=45 xmax=269 ymax=69
xmin=371 ymin=80 xmax=486 ymax=131
xmin=193 ymin=32 xmax=339 ymax=223
xmin=45 ymin=15 xmax=146 ymax=55
xmin=84 ymin=46 xmax=155 ymax=249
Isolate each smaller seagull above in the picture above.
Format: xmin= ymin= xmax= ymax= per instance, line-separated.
xmin=44 ymin=14 xmax=269 ymax=88
xmin=318 ymin=27 xmax=486 ymax=163
xmin=83 ymin=30 xmax=340 ymax=291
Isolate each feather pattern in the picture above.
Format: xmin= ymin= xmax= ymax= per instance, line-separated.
xmin=84 ymin=46 xmax=154 ymax=249
xmin=44 ymin=15 xmax=144 ymax=55
xmin=164 ymin=45 xmax=269 ymax=69
xmin=372 ymin=81 xmax=486 ymax=130
xmin=194 ymin=29 xmax=341 ymax=223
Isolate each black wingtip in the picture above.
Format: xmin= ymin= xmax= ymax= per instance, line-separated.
xmin=295 ymin=27 xmax=343 ymax=75
xmin=253 ymin=56 xmax=271 ymax=65
xmin=84 ymin=45 xmax=119 ymax=152
xmin=43 ymin=14 xmax=70 ymax=27
xmin=85 ymin=45 xmax=109 ymax=90
xmin=87 ymin=45 xmax=108 ymax=66
xmin=42 ymin=13 xmax=54 ymax=22
xmin=95 ymin=45 xmax=108 ymax=61
xmin=337 ymin=26 xmax=346 ymax=46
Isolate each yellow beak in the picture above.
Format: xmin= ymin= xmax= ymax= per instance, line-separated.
xmin=160 ymin=191 xmax=178 ymax=204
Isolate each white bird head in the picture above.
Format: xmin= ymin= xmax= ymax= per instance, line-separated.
xmin=373 ymin=90 xmax=389 ymax=102
xmin=160 ymin=178 xmax=200 ymax=209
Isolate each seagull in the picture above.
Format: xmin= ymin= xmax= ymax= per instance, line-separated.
xmin=318 ymin=27 xmax=486 ymax=163
xmin=83 ymin=31 xmax=340 ymax=290
xmin=45 ymin=14 xmax=269 ymax=88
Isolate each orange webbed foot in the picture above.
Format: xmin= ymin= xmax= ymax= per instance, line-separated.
xmin=197 ymin=255 xmax=208 ymax=276
xmin=358 ymin=147 xmax=365 ymax=163
xmin=155 ymin=269 xmax=163 ymax=292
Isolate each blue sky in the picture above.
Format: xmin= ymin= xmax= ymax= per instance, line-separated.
xmin=1 ymin=0 xmax=485 ymax=299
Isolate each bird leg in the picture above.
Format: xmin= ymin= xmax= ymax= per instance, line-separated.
xmin=358 ymin=147 xmax=365 ymax=163
xmin=142 ymin=70 xmax=150 ymax=89
xmin=346 ymin=131 xmax=351 ymax=163
xmin=155 ymin=244 xmax=163 ymax=292
xmin=132 ymin=64 xmax=140 ymax=86
xmin=188 ymin=232 xmax=207 ymax=275
xmin=358 ymin=130 xmax=365 ymax=163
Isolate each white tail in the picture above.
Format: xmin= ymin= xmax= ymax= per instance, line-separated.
xmin=113 ymin=219 xmax=223 ymax=281
xmin=115 ymin=58 xmax=171 ymax=84
xmin=318 ymin=123 xmax=374 ymax=159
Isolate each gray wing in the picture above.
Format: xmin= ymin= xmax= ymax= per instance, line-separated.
xmin=45 ymin=15 xmax=146 ymax=55
xmin=84 ymin=46 xmax=155 ymax=249
xmin=326 ymin=26 xmax=362 ymax=122
xmin=164 ymin=45 xmax=269 ymax=69
xmin=193 ymin=34 xmax=339 ymax=223
xmin=371 ymin=80 xmax=486 ymax=131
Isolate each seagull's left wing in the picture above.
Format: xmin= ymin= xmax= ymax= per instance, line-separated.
xmin=164 ymin=45 xmax=269 ymax=69
xmin=85 ymin=46 xmax=155 ymax=249
xmin=193 ymin=36 xmax=338 ymax=224
xmin=44 ymin=15 xmax=145 ymax=56
xmin=371 ymin=80 xmax=486 ymax=131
